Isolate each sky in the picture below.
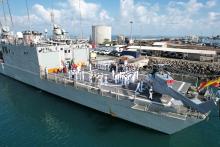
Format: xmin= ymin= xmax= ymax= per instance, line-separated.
xmin=1 ymin=0 xmax=220 ymax=37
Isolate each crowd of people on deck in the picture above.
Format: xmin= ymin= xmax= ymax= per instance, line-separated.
xmin=147 ymin=58 xmax=220 ymax=76
xmin=92 ymin=62 xmax=141 ymax=86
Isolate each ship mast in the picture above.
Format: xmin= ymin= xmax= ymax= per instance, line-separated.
xmin=6 ymin=0 xmax=13 ymax=28
xmin=50 ymin=0 xmax=54 ymax=28
xmin=1 ymin=0 xmax=7 ymax=26
xmin=79 ymin=0 xmax=83 ymax=39
xmin=25 ymin=0 xmax=31 ymax=31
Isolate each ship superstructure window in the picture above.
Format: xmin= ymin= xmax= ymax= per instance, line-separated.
xmin=68 ymin=50 xmax=70 ymax=53
xmin=65 ymin=50 xmax=67 ymax=53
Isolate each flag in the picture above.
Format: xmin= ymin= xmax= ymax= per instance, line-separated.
xmin=198 ymin=77 xmax=220 ymax=92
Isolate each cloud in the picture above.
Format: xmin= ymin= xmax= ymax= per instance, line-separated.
xmin=67 ymin=0 xmax=113 ymax=23
xmin=7 ymin=0 xmax=113 ymax=36
xmin=186 ymin=0 xmax=204 ymax=13
xmin=68 ymin=0 xmax=99 ymax=20
xmin=118 ymin=0 xmax=220 ymax=36
xmin=32 ymin=4 xmax=62 ymax=24
xmin=2 ymin=0 xmax=220 ymax=36
xmin=120 ymin=0 xmax=160 ymax=26
xmin=206 ymin=0 xmax=217 ymax=8
xmin=209 ymin=12 xmax=220 ymax=22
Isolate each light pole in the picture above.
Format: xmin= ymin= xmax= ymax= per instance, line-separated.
xmin=130 ymin=21 xmax=133 ymax=41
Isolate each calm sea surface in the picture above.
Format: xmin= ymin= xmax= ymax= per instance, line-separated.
xmin=0 ymin=74 xmax=220 ymax=147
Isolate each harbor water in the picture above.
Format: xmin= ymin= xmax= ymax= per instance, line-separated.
xmin=0 ymin=74 xmax=220 ymax=147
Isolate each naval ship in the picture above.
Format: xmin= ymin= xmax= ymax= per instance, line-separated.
xmin=0 ymin=25 xmax=219 ymax=134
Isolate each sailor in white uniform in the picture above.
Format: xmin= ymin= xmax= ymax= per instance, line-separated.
xmin=136 ymin=71 xmax=139 ymax=80
xmin=125 ymin=75 xmax=129 ymax=85
xmin=45 ymin=67 xmax=48 ymax=79
xmin=115 ymin=74 xmax=118 ymax=84
xmin=89 ymin=63 xmax=92 ymax=71
xmin=104 ymin=75 xmax=108 ymax=85
xmin=140 ymin=80 xmax=144 ymax=92
xmin=68 ymin=70 xmax=71 ymax=80
xmin=135 ymin=81 xmax=141 ymax=94
xmin=149 ymin=86 xmax=153 ymax=100
xmin=131 ymin=73 xmax=136 ymax=83
xmin=112 ymin=70 xmax=115 ymax=79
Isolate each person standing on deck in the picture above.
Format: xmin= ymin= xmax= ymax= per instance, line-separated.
xmin=72 ymin=70 xmax=75 ymax=81
xmin=140 ymin=80 xmax=144 ymax=92
xmin=112 ymin=69 xmax=115 ymax=80
xmin=122 ymin=74 xmax=125 ymax=86
xmin=104 ymin=75 xmax=108 ymax=85
xmin=115 ymin=74 xmax=118 ymax=84
xmin=135 ymin=81 xmax=141 ymax=94
xmin=68 ymin=70 xmax=71 ymax=80
xmin=89 ymin=63 xmax=92 ymax=72
xmin=45 ymin=67 xmax=48 ymax=79
xmin=149 ymin=86 xmax=153 ymax=100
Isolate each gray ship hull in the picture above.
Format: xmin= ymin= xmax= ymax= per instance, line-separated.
xmin=0 ymin=63 xmax=204 ymax=134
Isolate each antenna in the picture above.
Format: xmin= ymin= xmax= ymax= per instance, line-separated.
xmin=79 ymin=0 xmax=83 ymax=39
xmin=6 ymin=0 xmax=13 ymax=27
xmin=25 ymin=0 xmax=31 ymax=31
xmin=50 ymin=0 xmax=54 ymax=27
xmin=129 ymin=21 xmax=133 ymax=41
xmin=1 ymin=0 xmax=7 ymax=25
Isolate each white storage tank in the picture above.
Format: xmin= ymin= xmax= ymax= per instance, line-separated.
xmin=92 ymin=25 xmax=112 ymax=45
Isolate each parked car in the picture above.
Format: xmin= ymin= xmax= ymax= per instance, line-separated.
xmin=109 ymin=50 xmax=121 ymax=57
xmin=103 ymin=50 xmax=111 ymax=55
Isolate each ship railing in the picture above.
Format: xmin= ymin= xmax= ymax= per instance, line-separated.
xmin=132 ymin=93 xmax=204 ymax=119
xmin=132 ymin=99 xmax=189 ymax=120
xmin=43 ymin=72 xmax=136 ymax=100
xmin=41 ymin=72 xmax=204 ymax=120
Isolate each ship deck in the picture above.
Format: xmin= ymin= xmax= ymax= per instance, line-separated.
xmin=46 ymin=68 xmax=177 ymax=107
xmin=40 ymin=67 xmax=205 ymax=120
